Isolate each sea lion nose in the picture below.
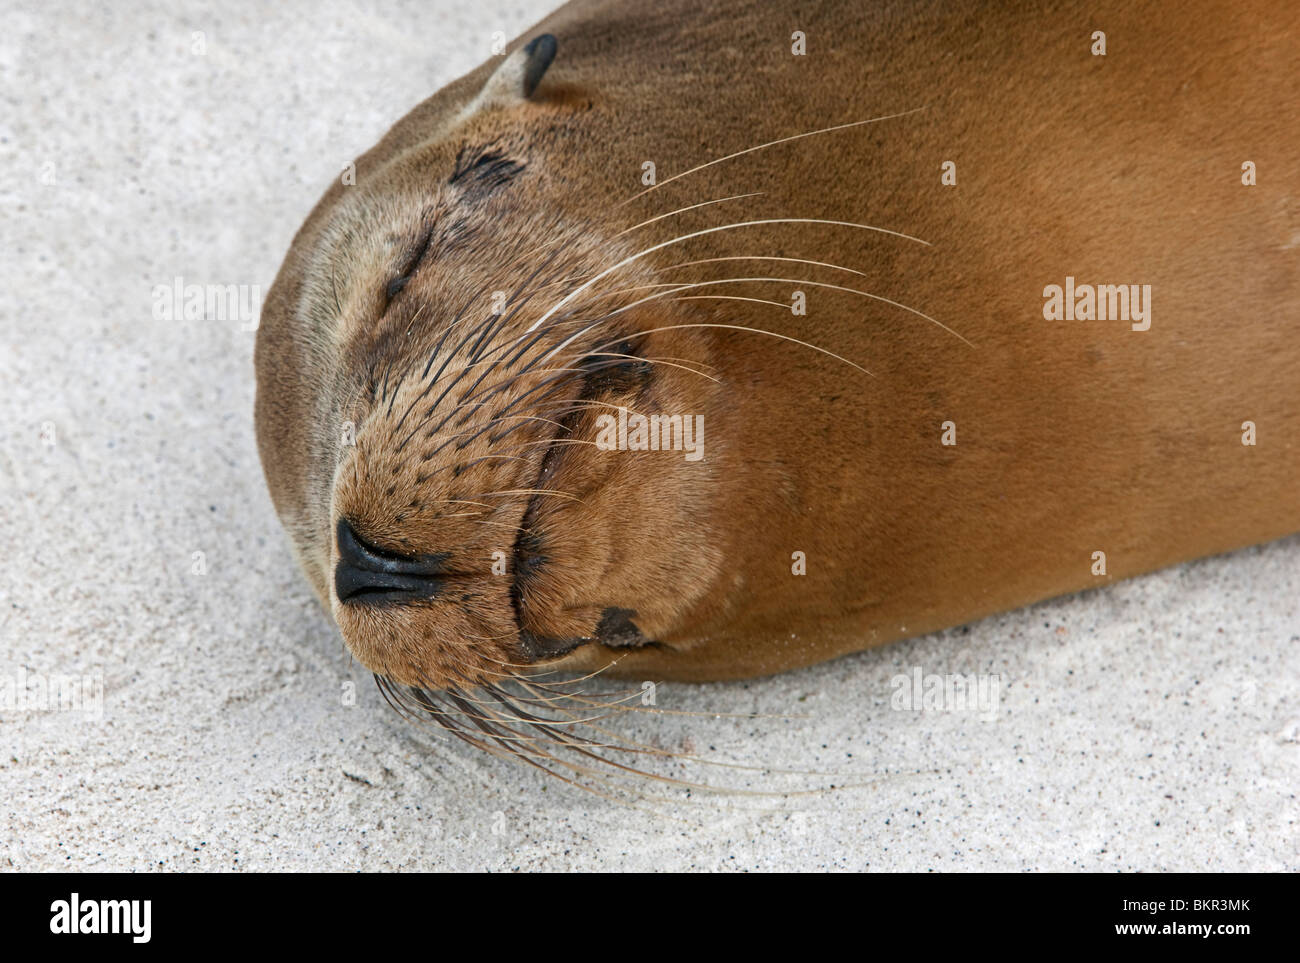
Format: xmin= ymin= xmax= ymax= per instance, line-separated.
xmin=334 ymin=518 xmax=447 ymax=605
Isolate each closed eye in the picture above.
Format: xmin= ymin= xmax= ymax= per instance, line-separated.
xmin=385 ymin=225 xmax=435 ymax=302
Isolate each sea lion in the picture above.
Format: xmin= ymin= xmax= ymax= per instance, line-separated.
xmin=255 ymin=0 xmax=1299 ymax=706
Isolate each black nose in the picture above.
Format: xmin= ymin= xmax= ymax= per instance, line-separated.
xmin=334 ymin=519 xmax=449 ymax=606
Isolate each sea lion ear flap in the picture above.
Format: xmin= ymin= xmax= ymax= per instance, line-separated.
xmin=479 ymin=34 xmax=558 ymax=105
xmin=520 ymin=34 xmax=558 ymax=98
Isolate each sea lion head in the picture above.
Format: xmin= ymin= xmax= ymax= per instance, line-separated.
xmin=255 ymin=36 xmax=726 ymax=691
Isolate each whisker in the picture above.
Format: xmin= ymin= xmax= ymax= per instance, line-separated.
xmin=620 ymin=108 xmax=927 ymax=203
xmin=505 ymin=677 xmax=887 ymax=784
xmin=611 ymin=191 xmax=767 ymax=237
xmin=675 ymin=294 xmax=789 ymax=309
xmin=450 ymin=453 xmax=530 ymax=470
xmin=593 ymin=321 xmax=872 ymax=376
xmin=660 ymin=273 xmax=973 ymax=346
xmin=505 ymin=437 xmax=602 ymax=450
xmin=587 ymin=350 xmax=722 ymax=383
xmin=475 ymin=488 xmax=582 ymax=502
xmin=522 ymin=217 xmax=931 ymax=337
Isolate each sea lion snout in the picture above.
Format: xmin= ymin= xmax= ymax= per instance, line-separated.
xmin=333 ymin=518 xmax=447 ymax=606
xmin=321 ymin=315 xmax=723 ymax=690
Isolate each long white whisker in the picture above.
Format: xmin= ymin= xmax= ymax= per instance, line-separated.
xmin=611 ymin=192 xmax=766 ymax=238
xmin=538 ymin=266 xmax=970 ymax=365
xmin=522 ymin=218 xmax=931 ymax=336
xmin=660 ymin=274 xmax=973 ymax=346
xmin=585 ymin=321 xmax=874 ymax=376
xmin=657 ymin=254 xmax=872 ymax=278
xmin=620 ymin=108 xmax=928 ymax=203
xmin=675 ymin=294 xmax=790 ymax=309
xmin=583 ymin=351 xmax=722 ymax=383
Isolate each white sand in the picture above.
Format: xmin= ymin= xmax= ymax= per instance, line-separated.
xmin=1 ymin=0 xmax=1296 ymax=871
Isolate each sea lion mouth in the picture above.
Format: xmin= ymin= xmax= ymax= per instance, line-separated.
xmin=505 ymin=341 xmax=654 ymax=658
xmin=334 ymin=518 xmax=450 ymax=606
xmin=507 ymin=424 xmax=568 ymax=655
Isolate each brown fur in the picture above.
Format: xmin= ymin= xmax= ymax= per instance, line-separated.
xmin=256 ymin=0 xmax=1299 ymax=691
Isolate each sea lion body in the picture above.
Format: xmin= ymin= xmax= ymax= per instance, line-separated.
xmin=256 ymin=0 xmax=1299 ymax=688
